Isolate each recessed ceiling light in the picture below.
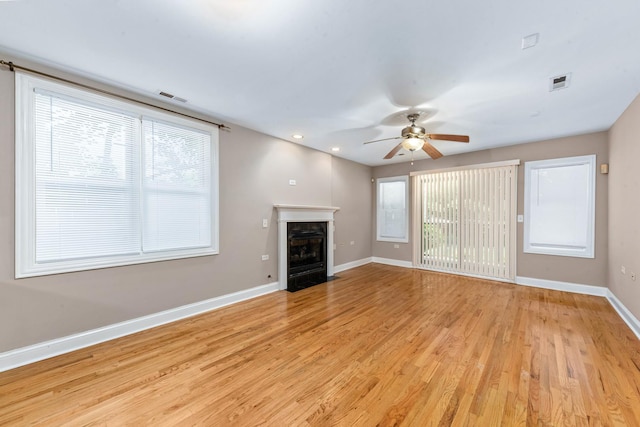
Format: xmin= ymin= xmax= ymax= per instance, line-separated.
xmin=331 ymin=147 xmax=340 ymax=152
xmin=292 ymin=134 xmax=304 ymax=140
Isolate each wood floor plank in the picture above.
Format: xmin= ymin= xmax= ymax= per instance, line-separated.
xmin=1 ymin=264 xmax=640 ymax=425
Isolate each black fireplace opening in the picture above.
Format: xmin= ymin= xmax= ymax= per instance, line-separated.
xmin=287 ymin=222 xmax=327 ymax=292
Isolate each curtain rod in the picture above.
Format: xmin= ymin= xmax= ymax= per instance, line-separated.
xmin=0 ymin=59 xmax=229 ymax=130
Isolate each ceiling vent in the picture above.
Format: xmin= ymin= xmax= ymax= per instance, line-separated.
xmin=549 ymin=73 xmax=571 ymax=91
xmin=158 ymin=91 xmax=187 ymax=103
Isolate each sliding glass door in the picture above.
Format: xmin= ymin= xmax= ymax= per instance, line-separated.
xmin=412 ymin=162 xmax=518 ymax=281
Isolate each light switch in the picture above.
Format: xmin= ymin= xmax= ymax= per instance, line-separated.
xmin=289 ymin=179 xmax=297 ymax=186
xmin=517 ymin=215 xmax=524 ymax=223
xmin=262 ymin=218 xmax=268 ymax=228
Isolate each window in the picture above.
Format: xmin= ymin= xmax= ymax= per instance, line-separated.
xmin=377 ymin=176 xmax=409 ymax=242
xmin=15 ymin=73 xmax=219 ymax=278
xmin=523 ymin=155 xmax=595 ymax=258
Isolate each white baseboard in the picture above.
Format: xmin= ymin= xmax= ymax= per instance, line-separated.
xmin=606 ymin=290 xmax=640 ymax=340
xmin=515 ymin=276 xmax=608 ymax=296
xmin=333 ymin=257 xmax=372 ymax=274
xmin=371 ymin=257 xmax=413 ymax=269
xmin=0 ymin=282 xmax=279 ymax=373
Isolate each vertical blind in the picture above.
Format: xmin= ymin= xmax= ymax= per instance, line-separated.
xmin=412 ymin=163 xmax=518 ymax=281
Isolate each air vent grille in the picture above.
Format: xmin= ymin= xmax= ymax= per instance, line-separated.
xmin=158 ymin=91 xmax=188 ymax=103
xmin=549 ymin=73 xmax=571 ymax=91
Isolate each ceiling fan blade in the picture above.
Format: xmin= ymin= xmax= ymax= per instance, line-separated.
xmin=422 ymin=141 xmax=443 ymax=159
xmin=363 ymin=136 xmax=401 ymax=145
xmin=427 ymin=134 xmax=470 ymax=143
xmin=383 ymin=143 xmax=403 ymax=159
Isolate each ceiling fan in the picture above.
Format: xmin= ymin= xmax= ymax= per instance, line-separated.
xmin=364 ymin=113 xmax=469 ymax=160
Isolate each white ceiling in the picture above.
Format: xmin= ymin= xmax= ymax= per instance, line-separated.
xmin=2 ymin=0 xmax=640 ymax=166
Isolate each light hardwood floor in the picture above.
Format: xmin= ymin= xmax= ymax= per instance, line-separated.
xmin=2 ymin=264 xmax=640 ymax=426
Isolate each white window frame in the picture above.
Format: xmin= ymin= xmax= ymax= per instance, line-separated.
xmin=523 ymin=155 xmax=595 ymax=258
xmin=376 ymin=175 xmax=409 ymax=243
xmin=15 ymin=73 xmax=219 ymax=278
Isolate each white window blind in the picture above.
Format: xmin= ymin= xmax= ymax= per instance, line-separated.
xmin=413 ymin=163 xmax=517 ymax=281
xmin=16 ymin=73 xmax=219 ymax=278
xmin=143 ymin=119 xmax=212 ymax=252
xmin=377 ymin=176 xmax=409 ymax=242
xmin=34 ymin=92 xmax=141 ymax=263
xmin=524 ymin=155 xmax=595 ymax=258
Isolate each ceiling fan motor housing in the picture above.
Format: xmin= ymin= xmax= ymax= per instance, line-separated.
xmin=401 ymin=125 xmax=426 ymax=139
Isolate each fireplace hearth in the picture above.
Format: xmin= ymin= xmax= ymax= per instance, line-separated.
xmin=287 ymin=222 xmax=327 ymax=292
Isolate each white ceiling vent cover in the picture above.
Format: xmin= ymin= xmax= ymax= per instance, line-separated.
xmin=549 ymin=73 xmax=571 ymax=91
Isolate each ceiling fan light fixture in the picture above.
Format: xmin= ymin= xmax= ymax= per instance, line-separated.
xmin=401 ymin=137 xmax=424 ymax=151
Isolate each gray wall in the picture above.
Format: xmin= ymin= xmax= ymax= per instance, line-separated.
xmin=372 ymin=132 xmax=609 ymax=287
xmin=0 ymin=52 xmax=373 ymax=353
xmin=331 ymin=156 xmax=373 ymax=266
xmin=608 ymin=93 xmax=640 ymax=321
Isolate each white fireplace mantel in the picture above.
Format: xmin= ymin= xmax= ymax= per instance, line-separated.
xmin=274 ymin=204 xmax=340 ymax=290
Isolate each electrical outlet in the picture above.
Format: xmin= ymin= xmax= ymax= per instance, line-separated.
xmin=394 ymin=244 xmax=400 ymax=249
xmin=262 ymin=218 xmax=268 ymax=228
xmin=289 ymin=179 xmax=296 ymax=186
xmin=261 ymin=254 xmax=269 ymax=261
xmin=622 ymin=266 xmax=626 ymax=274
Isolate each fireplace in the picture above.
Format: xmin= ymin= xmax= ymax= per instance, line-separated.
xmin=274 ymin=204 xmax=340 ymax=291
xmin=287 ymin=222 xmax=327 ymax=292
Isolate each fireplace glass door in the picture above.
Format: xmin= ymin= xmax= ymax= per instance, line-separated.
xmin=287 ymin=222 xmax=327 ymax=291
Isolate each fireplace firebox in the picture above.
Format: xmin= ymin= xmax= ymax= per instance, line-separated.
xmin=287 ymin=222 xmax=327 ymax=292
